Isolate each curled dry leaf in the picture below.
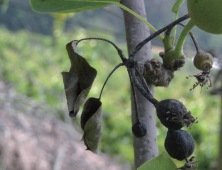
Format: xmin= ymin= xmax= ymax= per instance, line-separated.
xmin=81 ymin=98 xmax=102 ymax=153
xmin=62 ymin=40 xmax=97 ymax=117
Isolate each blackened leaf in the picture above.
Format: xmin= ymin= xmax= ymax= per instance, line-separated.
xmin=81 ymin=98 xmax=102 ymax=129
xmin=62 ymin=40 xmax=97 ymax=117
xmin=66 ymin=41 xmax=97 ymax=91
xmin=62 ymin=72 xmax=80 ymax=117
xmin=81 ymin=98 xmax=102 ymax=153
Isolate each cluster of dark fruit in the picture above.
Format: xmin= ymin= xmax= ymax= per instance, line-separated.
xmin=132 ymin=99 xmax=198 ymax=169
xmin=63 ymin=14 xmax=205 ymax=169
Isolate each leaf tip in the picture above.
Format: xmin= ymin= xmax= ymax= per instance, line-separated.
xmin=86 ymin=147 xmax=91 ymax=151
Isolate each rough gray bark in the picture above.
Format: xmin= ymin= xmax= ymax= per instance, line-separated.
xmin=121 ymin=0 xmax=159 ymax=169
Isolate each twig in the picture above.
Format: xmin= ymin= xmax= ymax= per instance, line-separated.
xmin=128 ymin=67 xmax=159 ymax=106
xmin=129 ymin=14 xmax=190 ymax=59
xmin=130 ymin=81 xmax=140 ymax=122
xmin=135 ymin=63 xmax=156 ymax=100
xmin=77 ymin=38 xmax=127 ymax=63
xmin=99 ymin=63 xmax=124 ymax=100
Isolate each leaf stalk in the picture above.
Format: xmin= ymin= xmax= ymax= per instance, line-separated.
xmin=173 ymin=20 xmax=195 ymax=59
xmin=99 ymin=63 xmax=124 ymax=100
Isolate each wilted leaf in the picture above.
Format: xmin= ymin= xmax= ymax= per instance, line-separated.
xmin=62 ymin=72 xmax=80 ymax=117
xmin=137 ymin=153 xmax=177 ymax=170
xmin=171 ymin=0 xmax=185 ymax=13
xmin=30 ymin=0 xmax=120 ymax=13
xmin=81 ymin=98 xmax=102 ymax=153
xmin=62 ymin=40 xmax=97 ymax=117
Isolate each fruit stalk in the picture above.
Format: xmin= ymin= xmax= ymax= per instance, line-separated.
xmin=99 ymin=63 xmax=124 ymax=100
xmin=178 ymin=23 xmax=200 ymax=53
xmin=162 ymin=27 xmax=174 ymax=52
xmin=173 ymin=20 xmax=195 ymax=59
xmin=77 ymin=38 xmax=127 ymax=62
xmin=172 ymin=11 xmax=179 ymax=45
xmin=129 ymin=14 xmax=190 ymax=59
xmin=128 ymin=67 xmax=159 ymax=105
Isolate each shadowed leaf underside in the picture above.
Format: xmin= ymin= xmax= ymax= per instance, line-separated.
xmin=62 ymin=40 xmax=97 ymax=117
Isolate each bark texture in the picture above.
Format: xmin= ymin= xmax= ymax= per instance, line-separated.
xmin=121 ymin=0 xmax=158 ymax=169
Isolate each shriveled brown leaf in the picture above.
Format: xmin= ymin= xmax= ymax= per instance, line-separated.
xmin=62 ymin=41 xmax=97 ymax=117
xmin=81 ymin=98 xmax=102 ymax=153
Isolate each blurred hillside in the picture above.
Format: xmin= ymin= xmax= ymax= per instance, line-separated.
xmin=0 ymin=81 xmax=124 ymax=170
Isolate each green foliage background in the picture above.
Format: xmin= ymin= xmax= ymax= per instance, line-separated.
xmin=0 ymin=26 xmax=220 ymax=170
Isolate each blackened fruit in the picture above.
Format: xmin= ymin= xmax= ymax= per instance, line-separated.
xmin=165 ymin=129 xmax=195 ymax=161
xmin=194 ymin=51 xmax=213 ymax=71
xmin=132 ymin=121 xmax=147 ymax=138
xmin=155 ymin=99 xmax=196 ymax=130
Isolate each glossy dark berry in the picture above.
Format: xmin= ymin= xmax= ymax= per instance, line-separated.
xmin=155 ymin=99 xmax=197 ymax=130
xmin=132 ymin=121 xmax=147 ymax=138
xmin=165 ymin=129 xmax=195 ymax=161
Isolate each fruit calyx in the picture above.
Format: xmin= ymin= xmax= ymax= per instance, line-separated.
xmin=169 ymin=109 xmax=197 ymax=129
xmin=186 ymin=51 xmax=213 ymax=91
xmin=177 ymin=156 xmax=199 ymax=170
xmin=187 ymin=71 xmax=212 ymax=91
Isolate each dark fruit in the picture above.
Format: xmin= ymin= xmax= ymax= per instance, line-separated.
xmin=194 ymin=51 xmax=213 ymax=71
xmin=155 ymin=99 xmax=197 ymax=130
xmin=132 ymin=121 xmax=147 ymax=138
xmin=165 ymin=129 xmax=195 ymax=161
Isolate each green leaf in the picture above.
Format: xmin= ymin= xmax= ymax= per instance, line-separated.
xmin=30 ymin=0 xmax=120 ymax=13
xmin=171 ymin=0 xmax=185 ymax=13
xmin=137 ymin=153 xmax=177 ymax=170
xmin=62 ymin=40 xmax=97 ymax=118
xmin=81 ymin=98 xmax=102 ymax=153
